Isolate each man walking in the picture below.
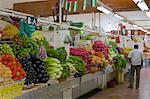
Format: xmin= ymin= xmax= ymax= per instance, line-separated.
xmin=128 ymin=44 xmax=143 ymax=89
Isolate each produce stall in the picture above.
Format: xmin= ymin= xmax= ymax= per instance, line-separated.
xmin=0 ymin=9 xmax=128 ymax=99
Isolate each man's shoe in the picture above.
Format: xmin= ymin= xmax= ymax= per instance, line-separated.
xmin=136 ymin=86 xmax=139 ymax=89
xmin=128 ymin=85 xmax=133 ymax=89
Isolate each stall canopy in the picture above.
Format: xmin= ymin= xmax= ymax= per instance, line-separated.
xmin=11 ymin=0 xmax=150 ymax=17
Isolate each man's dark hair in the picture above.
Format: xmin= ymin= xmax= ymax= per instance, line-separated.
xmin=134 ymin=44 xmax=138 ymax=49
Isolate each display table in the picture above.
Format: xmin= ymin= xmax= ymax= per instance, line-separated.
xmin=15 ymin=71 xmax=115 ymax=99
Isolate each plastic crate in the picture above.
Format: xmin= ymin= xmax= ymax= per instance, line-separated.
xmin=0 ymin=81 xmax=24 ymax=99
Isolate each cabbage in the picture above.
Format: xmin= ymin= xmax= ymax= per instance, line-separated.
xmin=44 ymin=58 xmax=60 ymax=64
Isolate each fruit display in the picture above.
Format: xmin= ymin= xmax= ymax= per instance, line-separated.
xmin=91 ymin=54 xmax=109 ymax=73
xmin=3 ymin=24 xmax=19 ymax=38
xmin=92 ymin=40 xmax=109 ymax=60
xmin=0 ymin=44 xmax=15 ymax=57
xmin=67 ymin=56 xmax=86 ymax=75
xmin=0 ymin=53 xmax=26 ymax=81
xmin=0 ymin=62 xmax=13 ymax=86
xmin=44 ymin=57 xmax=63 ymax=80
xmin=47 ymin=47 xmax=67 ymax=62
xmin=94 ymin=51 xmax=105 ymax=58
xmin=70 ymin=48 xmax=91 ymax=73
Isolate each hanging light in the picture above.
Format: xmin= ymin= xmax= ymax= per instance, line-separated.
xmin=97 ymin=6 xmax=112 ymax=14
xmin=132 ymin=0 xmax=142 ymax=4
xmin=137 ymin=1 xmax=149 ymax=11
xmin=133 ymin=24 xmax=139 ymax=28
xmin=114 ymin=14 xmax=124 ymax=20
xmin=146 ymin=11 xmax=150 ymax=17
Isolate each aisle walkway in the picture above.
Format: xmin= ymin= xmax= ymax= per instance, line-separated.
xmin=89 ymin=67 xmax=150 ymax=99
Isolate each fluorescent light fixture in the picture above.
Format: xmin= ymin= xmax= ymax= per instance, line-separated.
xmin=146 ymin=11 xmax=150 ymax=17
xmin=133 ymin=24 xmax=138 ymax=28
xmin=132 ymin=0 xmax=142 ymax=4
xmin=137 ymin=1 xmax=149 ymax=11
xmin=114 ymin=14 xmax=124 ymax=20
xmin=97 ymin=6 xmax=112 ymax=14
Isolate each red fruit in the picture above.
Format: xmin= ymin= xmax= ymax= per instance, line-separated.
xmin=13 ymin=77 xmax=18 ymax=81
xmin=16 ymin=66 xmax=22 ymax=71
xmin=21 ymin=71 xmax=26 ymax=76
xmin=17 ymin=71 xmax=20 ymax=76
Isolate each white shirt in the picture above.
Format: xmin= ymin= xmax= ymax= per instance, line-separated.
xmin=128 ymin=49 xmax=143 ymax=66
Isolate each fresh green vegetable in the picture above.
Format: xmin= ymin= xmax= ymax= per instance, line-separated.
xmin=12 ymin=35 xmax=40 ymax=59
xmin=67 ymin=62 xmax=77 ymax=75
xmin=0 ymin=44 xmax=15 ymax=57
xmin=60 ymin=62 xmax=71 ymax=78
xmin=44 ymin=57 xmax=62 ymax=80
xmin=113 ymin=54 xmax=126 ymax=71
xmin=67 ymin=56 xmax=86 ymax=75
xmin=47 ymin=47 xmax=67 ymax=62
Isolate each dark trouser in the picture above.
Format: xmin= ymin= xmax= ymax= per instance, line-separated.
xmin=129 ymin=65 xmax=141 ymax=88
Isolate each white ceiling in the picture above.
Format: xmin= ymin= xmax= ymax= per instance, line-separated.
xmin=0 ymin=0 xmax=150 ymax=29
xmin=118 ymin=11 xmax=150 ymax=29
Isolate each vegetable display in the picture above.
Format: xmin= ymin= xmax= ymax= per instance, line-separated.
xmin=30 ymin=56 xmax=49 ymax=83
xmin=70 ymin=48 xmax=91 ymax=73
xmin=67 ymin=56 xmax=86 ymax=75
xmin=67 ymin=62 xmax=77 ymax=75
xmin=60 ymin=62 xmax=71 ymax=78
xmin=19 ymin=56 xmax=38 ymax=85
xmin=19 ymin=56 xmax=49 ymax=85
xmin=44 ymin=57 xmax=63 ymax=80
xmin=109 ymin=48 xmax=118 ymax=58
xmin=47 ymin=47 xmax=67 ymax=62
xmin=12 ymin=35 xmax=40 ymax=59
xmin=113 ymin=54 xmax=126 ymax=71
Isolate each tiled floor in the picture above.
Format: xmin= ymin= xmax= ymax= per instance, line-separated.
xmin=89 ymin=67 xmax=150 ymax=99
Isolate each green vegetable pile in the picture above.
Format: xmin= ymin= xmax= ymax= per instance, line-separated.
xmin=67 ymin=62 xmax=77 ymax=75
xmin=47 ymin=47 xmax=67 ymax=62
xmin=67 ymin=56 xmax=86 ymax=75
xmin=0 ymin=44 xmax=15 ymax=57
xmin=113 ymin=54 xmax=126 ymax=71
xmin=44 ymin=57 xmax=63 ymax=80
xmin=60 ymin=62 xmax=71 ymax=78
xmin=12 ymin=35 xmax=40 ymax=59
